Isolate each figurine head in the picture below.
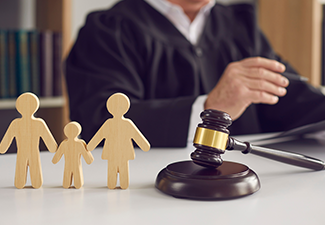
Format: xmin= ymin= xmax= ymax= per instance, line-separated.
xmin=64 ymin=122 xmax=82 ymax=139
xmin=106 ymin=93 xmax=130 ymax=118
xmin=16 ymin=92 xmax=40 ymax=117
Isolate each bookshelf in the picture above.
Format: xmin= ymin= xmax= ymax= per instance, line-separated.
xmin=35 ymin=0 xmax=72 ymax=141
xmin=0 ymin=0 xmax=72 ymax=152
xmin=258 ymin=0 xmax=323 ymax=87
xmin=36 ymin=0 xmax=72 ymax=145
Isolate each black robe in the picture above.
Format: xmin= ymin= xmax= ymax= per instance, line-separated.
xmin=65 ymin=0 xmax=325 ymax=147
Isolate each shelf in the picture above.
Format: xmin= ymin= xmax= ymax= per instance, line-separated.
xmin=0 ymin=0 xmax=72 ymax=146
xmin=0 ymin=97 xmax=65 ymax=110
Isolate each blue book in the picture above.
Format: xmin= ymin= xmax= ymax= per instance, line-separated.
xmin=15 ymin=30 xmax=31 ymax=95
xmin=7 ymin=30 xmax=17 ymax=98
xmin=0 ymin=30 xmax=9 ymax=98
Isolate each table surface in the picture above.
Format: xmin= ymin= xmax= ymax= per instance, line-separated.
xmin=0 ymin=137 xmax=325 ymax=225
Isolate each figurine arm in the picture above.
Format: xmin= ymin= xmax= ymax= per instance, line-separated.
xmin=52 ymin=143 xmax=64 ymax=164
xmin=80 ymin=140 xmax=94 ymax=164
xmin=130 ymin=122 xmax=150 ymax=152
xmin=0 ymin=121 xmax=16 ymax=154
xmin=40 ymin=120 xmax=58 ymax=153
xmin=87 ymin=125 xmax=105 ymax=151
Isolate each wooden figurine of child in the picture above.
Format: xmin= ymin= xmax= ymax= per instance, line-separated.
xmin=0 ymin=92 xmax=58 ymax=189
xmin=52 ymin=122 xmax=94 ymax=189
xmin=87 ymin=93 xmax=150 ymax=189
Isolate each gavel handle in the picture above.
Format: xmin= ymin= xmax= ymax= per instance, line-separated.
xmin=227 ymin=137 xmax=325 ymax=171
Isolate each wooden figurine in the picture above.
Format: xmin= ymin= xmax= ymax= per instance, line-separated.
xmin=87 ymin=93 xmax=150 ymax=189
xmin=0 ymin=92 xmax=58 ymax=189
xmin=52 ymin=122 xmax=94 ymax=189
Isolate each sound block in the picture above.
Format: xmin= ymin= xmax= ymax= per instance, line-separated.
xmin=155 ymin=160 xmax=260 ymax=200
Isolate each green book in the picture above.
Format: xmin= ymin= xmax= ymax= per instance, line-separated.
xmin=15 ymin=30 xmax=31 ymax=95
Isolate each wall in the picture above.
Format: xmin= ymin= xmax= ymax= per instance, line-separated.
xmin=0 ymin=0 xmax=35 ymax=29
xmin=71 ymin=0 xmax=119 ymax=41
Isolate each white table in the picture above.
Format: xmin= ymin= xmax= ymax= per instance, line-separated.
xmin=0 ymin=137 xmax=325 ymax=225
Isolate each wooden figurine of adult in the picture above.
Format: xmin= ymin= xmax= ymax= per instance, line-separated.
xmin=52 ymin=122 xmax=94 ymax=189
xmin=0 ymin=92 xmax=58 ymax=189
xmin=87 ymin=93 xmax=150 ymax=189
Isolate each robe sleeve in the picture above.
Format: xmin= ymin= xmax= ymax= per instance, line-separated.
xmin=230 ymin=4 xmax=325 ymax=134
xmin=65 ymin=11 xmax=195 ymax=147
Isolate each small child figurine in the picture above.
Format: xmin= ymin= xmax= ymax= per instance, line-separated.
xmin=52 ymin=122 xmax=94 ymax=189
xmin=87 ymin=93 xmax=150 ymax=189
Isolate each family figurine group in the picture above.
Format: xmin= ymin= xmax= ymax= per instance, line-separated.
xmin=0 ymin=92 xmax=150 ymax=189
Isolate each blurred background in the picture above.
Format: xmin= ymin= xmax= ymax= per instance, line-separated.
xmin=0 ymin=0 xmax=324 ymax=152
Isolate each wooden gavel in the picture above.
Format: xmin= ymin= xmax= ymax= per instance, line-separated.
xmin=190 ymin=109 xmax=325 ymax=171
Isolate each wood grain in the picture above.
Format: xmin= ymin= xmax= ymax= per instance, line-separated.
xmin=52 ymin=121 xmax=94 ymax=189
xmin=87 ymin=93 xmax=150 ymax=189
xmin=258 ymin=0 xmax=322 ymax=86
xmin=0 ymin=92 xmax=58 ymax=189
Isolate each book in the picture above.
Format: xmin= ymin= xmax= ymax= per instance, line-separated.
xmin=53 ymin=32 xmax=62 ymax=96
xmin=0 ymin=30 xmax=9 ymax=98
xmin=28 ymin=30 xmax=40 ymax=96
xmin=0 ymin=29 xmax=63 ymax=99
xmin=39 ymin=30 xmax=53 ymax=97
xmin=7 ymin=30 xmax=17 ymax=98
xmin=15 ymin=30 xmax=31 ymax=95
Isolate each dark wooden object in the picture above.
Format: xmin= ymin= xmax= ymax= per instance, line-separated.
xmin=191 ymin=110 xmax=325 ymax=171
xmin=190 ymin=110 xmax=231 ymax=168
xmin=156 ymin=109 xmax=325 ymax=200
xmin=156 ymin=110 xmax=260 ymax=200
xmin=156 ymin=161 xmax=260 ymax=200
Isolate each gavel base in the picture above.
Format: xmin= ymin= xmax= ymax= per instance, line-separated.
xmin=155 ymin=160 xmax=260 ymax=200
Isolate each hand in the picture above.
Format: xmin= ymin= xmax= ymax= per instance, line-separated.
xmin=204 ymin=57 xmax=289 ymax=120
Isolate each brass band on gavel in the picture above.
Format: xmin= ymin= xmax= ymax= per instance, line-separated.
xmin=193 ymin=127 xmax=229 ymax=151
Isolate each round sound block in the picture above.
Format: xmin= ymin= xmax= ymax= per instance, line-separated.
xmin=155 ymin=160 xmax=260 ymax=200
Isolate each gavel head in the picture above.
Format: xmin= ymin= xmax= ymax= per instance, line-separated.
xmin=191 ymin=109 xmax=232 ymax=168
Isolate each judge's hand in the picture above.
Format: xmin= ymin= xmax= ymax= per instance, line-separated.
xmin=204 ymin=57 xmax=289 ymax=120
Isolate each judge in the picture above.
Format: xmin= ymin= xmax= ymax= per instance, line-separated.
xmin=65 ymin=0 xmax=325 ymax=147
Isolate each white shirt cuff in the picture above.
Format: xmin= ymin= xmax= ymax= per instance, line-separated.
xmin=187 ymin=95 xmax=207 ymax=143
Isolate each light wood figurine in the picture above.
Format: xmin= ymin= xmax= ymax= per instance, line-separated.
xmin=87 ymin=93 xmax=150 ymax=189
xmin=52 ymin=122 xmax=94 ymax=189
xmin=0 ymin=92 xmax=58 ymax=189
